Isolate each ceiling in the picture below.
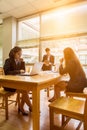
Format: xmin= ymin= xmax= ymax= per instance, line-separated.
xmin=0 ymin=0 xmax=86 ymax=19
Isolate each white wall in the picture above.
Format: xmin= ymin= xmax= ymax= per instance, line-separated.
xmin=2 ymin=17 xmax=17 ymax=64
xmin=0 ymin=25 xmax=3 ymax=46
xmin=0 ymin=25 xmax=3 ymax=66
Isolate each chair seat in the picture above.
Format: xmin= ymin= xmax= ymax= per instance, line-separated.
xmin=50 ymin=96 xmax=84 ymax=113
xmin=49 ymin=94 xmax=87 ymax=130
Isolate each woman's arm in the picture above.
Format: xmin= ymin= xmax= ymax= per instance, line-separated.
xmin=59 ymin=64 xmax=68 ymax=75
xmin=59 ymin=60 xmax=75 ymax=75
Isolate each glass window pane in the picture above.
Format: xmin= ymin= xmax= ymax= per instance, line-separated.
xmin=18 ymin=16 xmax=40 ymax=40
xmin=41 ymin=36 xmax=87 ymax=66
xmin=22 ymin=47 xmax=39 ymax=64
xmin=17 ymin=39 xmax=39 ymax=64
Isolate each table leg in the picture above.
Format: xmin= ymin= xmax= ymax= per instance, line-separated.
xmin=32 ymin=87 xmax=40 ymax=130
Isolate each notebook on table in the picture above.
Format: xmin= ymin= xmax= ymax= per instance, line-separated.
xmin=20 ymin=62 xmax=43 ymax=76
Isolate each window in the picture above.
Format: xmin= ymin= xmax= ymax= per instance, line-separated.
xmin=17 ymin=39 xmax=39 ymax=64
xmin=17 ymin=4 xmax=87 ymax=66
xmin=18 ymin=16 xmax=40 ymax=64
xmin=18 ymin=16 xmax=40 ymax=40
xmin=41 ymin=36 xmax=87 ymax=66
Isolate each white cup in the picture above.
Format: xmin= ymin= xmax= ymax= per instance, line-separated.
xmin=83 ymin=87 xmax=87 ymax=94
xmin=25 ymin=66 xmax=32 ymax=73
xmin=52 ymin=64 xmax=58 ymax=72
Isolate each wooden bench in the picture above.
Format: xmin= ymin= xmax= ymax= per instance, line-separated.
xmin=49 ymin=92 xmax=87 ymax=130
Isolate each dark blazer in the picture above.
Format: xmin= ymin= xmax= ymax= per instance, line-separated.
xmin=42 ymin=54 xmax=54 ymax=71
xmin=3 ymin=58 xmax=25 ymax=92
xmin=59 ymin=59 xmax=87 ymax=93
xmin=4 ymin=58 xmax=25 ymax=75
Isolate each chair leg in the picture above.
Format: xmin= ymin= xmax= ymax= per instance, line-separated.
xmin=47 ymin=85 xmax=54 ymax=97
xmin=61 ymin=116 xmax=71 ymax=129
xmin=2 ymin=97 xmax=5 ymax=107
xmin=49 ymin=108 xmax=54 ymax=130
xmin=17 ymin=92 xmax=21 ymax=111
xmin=4 ymin=96 xmax=8 ymax=120
xmin=47 ymin=87 xmax=49 ymax=97
xmin=76 ymin=121 xmax=82 ymax=130
xmin=15 ymin=94 xmax=18 ymax=106
xmin=15 ymin=92 xmax=21 ymax=108
xmin=62 ymin=115 xmax=66 ymax=126
xmin=84 ymin=121 xmax=87 ymax=130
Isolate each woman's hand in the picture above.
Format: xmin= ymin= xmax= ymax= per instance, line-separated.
xmin=60 ymin=58 xmax=64 ymax=63
xmin=44 ymin=60 xmax=50 ymax=66
xmin=20 ymin=69 xmax=25 ymax=73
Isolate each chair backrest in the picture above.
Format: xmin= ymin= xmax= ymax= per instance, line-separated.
xmin=0 ymin=67 xmax=4 ymax=75
xmin=0 ymin=68 xmax=4 ymax=88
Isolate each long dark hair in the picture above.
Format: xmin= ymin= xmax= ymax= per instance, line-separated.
xmin=9 ymin=46 xmax=22 ymax=59
xmin=64 ymin=47 xmax=81 ymax=67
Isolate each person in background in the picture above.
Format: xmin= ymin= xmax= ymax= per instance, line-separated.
xmin=42 ymin=48 xmax=54 ymax=71
xmin=3 ymin=46 xmax=32 ymax=115
xmin=49 ymin=47 xmax=87 ymax=102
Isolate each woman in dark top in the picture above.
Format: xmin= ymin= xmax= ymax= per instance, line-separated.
xmin=3 ymin=47 xmax=25 ymax=91
xmin=49 ymin=47 xmax=87 ymax=102
xmin=3 ymin=46 xmax=32 ymax=115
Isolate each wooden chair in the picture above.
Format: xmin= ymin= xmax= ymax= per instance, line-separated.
xmin=49 ymin=92 xmax=87 ymax=130
xmin=0 ymin=67 xmax=16 ymax=120
xmin=0 ymin=67 xmax=4 ymax=75
xmin=45 ymin=86 xmax=54 ymax=97
xmin=0 ymin=88 xmax=16 ymax=120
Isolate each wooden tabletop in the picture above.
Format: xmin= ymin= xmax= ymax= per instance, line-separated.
xmin=0 ymin=71 xmax=61 ymax=91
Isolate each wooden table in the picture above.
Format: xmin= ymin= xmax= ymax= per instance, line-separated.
xmin=0 ymin=71 xmax=61 ymax=130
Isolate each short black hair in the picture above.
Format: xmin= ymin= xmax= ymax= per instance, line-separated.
xmin=45 ymin=48 xmax=50 ymax=52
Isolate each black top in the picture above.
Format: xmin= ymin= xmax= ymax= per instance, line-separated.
xmin=4 ymin=58 xmax=25 ymax=75
xmin=42 ymin=54 xmax=54 ymax=71
xmin=59 ymin=60 xmax=87 ymax=92
xmin=3 ymin=58 xmax=25 ymax=92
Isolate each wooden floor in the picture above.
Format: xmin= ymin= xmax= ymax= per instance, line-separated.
xmin=0 ymin=90 xmax=83 ymax=130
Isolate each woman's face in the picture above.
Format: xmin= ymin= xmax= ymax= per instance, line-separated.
xmin=14 ymin=50 xmax=22 ymax=60
xmin=46 ymin=50 xmax=50 ymax=56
